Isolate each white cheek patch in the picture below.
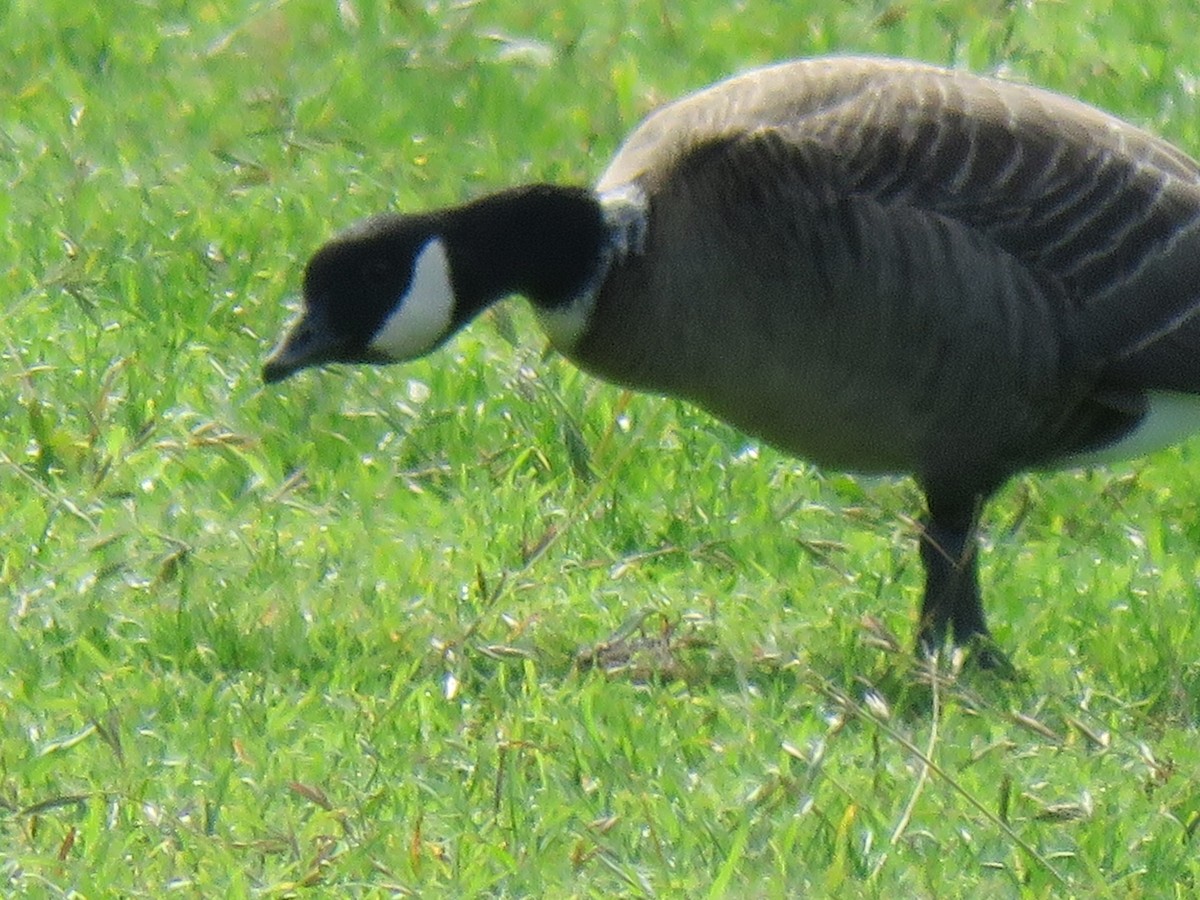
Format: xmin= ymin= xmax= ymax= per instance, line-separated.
xmin=368 ymin=237 xmax=455 ymax=361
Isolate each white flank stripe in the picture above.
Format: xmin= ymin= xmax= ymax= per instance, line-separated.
xmin=369 ymin=237 xmax=455 ymax=361
xmin=1063 ymin=390 xmax=1200 ymax=468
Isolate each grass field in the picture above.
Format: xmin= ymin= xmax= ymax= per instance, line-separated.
xmin=5 ymin=0 xmax=1200 ymax=895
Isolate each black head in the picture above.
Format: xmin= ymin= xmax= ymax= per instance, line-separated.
xmin=264 ymin=212 xmax=460 ymax=383
xmin=262 ymin=185 xmax=607 ymax=383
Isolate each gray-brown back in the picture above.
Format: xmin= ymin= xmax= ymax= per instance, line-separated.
xmin=568 ymin=57 xmax=1200 ymax=487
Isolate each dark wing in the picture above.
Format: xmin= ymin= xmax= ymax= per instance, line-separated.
xmin=600 ymin=57 xmax=1200 ymax=471
xmin=603 ymin=57 xmax=1200 ymax=391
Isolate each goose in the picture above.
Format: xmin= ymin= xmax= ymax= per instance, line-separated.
xmin=262 ymin=55 xmax=1200 ymax=666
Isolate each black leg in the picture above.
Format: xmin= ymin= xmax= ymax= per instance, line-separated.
xmin=915 ymin=479 xmax=1022 ymax=677
xmin=917 ymin=511 xmax=988 ymax=656
xmin=914 ymin=465 xmax=1014 ymax=671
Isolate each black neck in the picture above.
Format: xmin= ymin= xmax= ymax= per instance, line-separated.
xmin=435 ymin=184 xmax=608 ymax=325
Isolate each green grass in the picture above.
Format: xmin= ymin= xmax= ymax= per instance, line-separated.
xmin=4 ymin=0 xmax=1200 ymax=895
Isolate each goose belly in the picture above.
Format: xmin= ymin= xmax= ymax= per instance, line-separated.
xmin=565 ymin=296 xmax=1070 ymax=481
xmin=569 ymin=335 xmax=948 ymax=476
xmin=687 ymin=372 xmax=925 ymax=474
